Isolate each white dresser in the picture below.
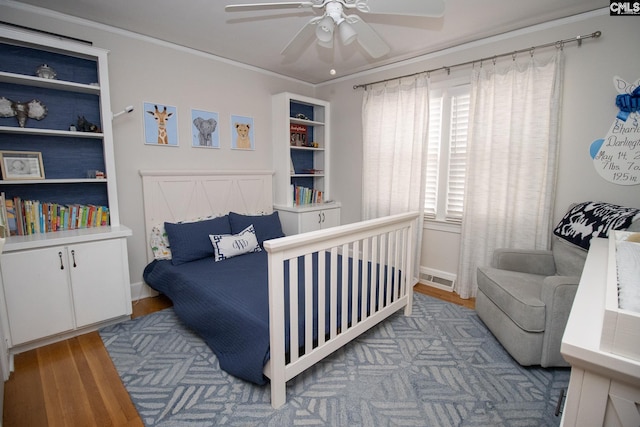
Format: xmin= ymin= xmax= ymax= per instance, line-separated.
xmin=560 ymin=238 xmax=640 ymax=427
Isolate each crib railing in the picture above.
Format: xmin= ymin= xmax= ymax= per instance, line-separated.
xmin=263 ymin=211 xmax=419 ymax=408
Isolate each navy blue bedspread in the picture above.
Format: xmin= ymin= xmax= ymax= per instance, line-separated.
xmin=143 ymin=252 xmax=398 ymax=385
xmin=144 ymin=252 xmax=272 ymax=384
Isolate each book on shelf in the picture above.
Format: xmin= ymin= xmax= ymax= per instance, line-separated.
xmin=292 ymin=185 xmax=323 ymax=206
xmin=7 ymin=197 xmax=110 ymax=236
xmin=0 ymin=192 xmax=8 ymax=238
xmin=290 ymin=123 xmax=307 ymax=147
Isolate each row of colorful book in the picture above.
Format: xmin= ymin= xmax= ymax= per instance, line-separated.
xmin=292 ymin=185 xmax=323 ymax=206
xmin=0 ymin=193 xmax=110 ymax=237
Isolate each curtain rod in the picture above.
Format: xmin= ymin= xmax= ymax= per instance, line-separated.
xmin=353 ymin=31 xmax=601 ymax=90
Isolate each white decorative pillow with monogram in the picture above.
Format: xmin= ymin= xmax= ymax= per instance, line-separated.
xmin=210 ymin=224 xmax=262 ymax=262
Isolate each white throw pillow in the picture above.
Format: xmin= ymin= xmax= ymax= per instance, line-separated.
xmin=210 ymin=224 xmax=261 ymax=262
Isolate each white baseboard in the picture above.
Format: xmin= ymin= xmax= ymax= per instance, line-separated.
xmin=419 ymin=267 xmax=456 ymax=292
xmin=130 ymin=281 xmax=158 ymax=302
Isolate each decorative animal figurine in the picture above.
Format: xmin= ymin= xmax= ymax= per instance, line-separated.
xmin=147 ymin=105 xmax=173 ymax=145
xmin=0 ymin=96 xmax=47 ymax=127
xmin=234 ymin=122 xmax=252 ymax=149
xmin=193 ymin=117 xmax=217 ymax=146
xmin=76 ymin=115 xmax=100 ymax=132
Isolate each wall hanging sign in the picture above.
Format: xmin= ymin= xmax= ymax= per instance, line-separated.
xmin=590 ymin=76 xmax=640 ymax=185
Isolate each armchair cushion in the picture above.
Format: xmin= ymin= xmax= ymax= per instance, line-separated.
xmin=477 ymin=267 xmax=546 ymax=332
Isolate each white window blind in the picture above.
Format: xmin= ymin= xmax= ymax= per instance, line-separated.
xmin=424 ymin=95 xmax=443 ymax=217
xmin=424 ymin=83 xmax=470 ymax=222
xmin=445 ymin=90 xmax=470 ymax=221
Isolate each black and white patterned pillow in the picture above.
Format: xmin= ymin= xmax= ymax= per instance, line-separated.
xmin=553 ymin=201 xmax=640 ymax=250
xmin=209 ymin=224 xmax=262 ymax=262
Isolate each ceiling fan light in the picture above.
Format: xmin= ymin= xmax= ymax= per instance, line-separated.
xmin=317 ymin=38 xmax=333 ymax=49
xmin=315 ymin=16 xmax=335 ymax=43
xmin=338 ymin=21 xmax=357 ymax=45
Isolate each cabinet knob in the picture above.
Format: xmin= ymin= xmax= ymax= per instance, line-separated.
xmin=318 ymin=213 xmax=322 ymax=224
xmin=71 ymin=249 xmax=77 ymax=268
xmin=58 ymin=251 xmax=64 ymax=270
xmin=322 ymin=212 xmax=325 ymax=223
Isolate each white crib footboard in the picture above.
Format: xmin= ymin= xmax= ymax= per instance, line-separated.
xmin=263 ymin=211 xmax=419 ymax=409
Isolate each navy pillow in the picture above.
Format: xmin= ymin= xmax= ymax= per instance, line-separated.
xmin=228 ymin=211 xmax=284 ymax=245
xmin=165 ymin=215 xmax=231 ymax=265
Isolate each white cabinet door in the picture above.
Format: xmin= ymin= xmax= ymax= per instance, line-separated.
xmin=0 ymin=247 xmax=74 ymax=346
xmin=298 ymin=207 xmax=340 ymax=233
xmin=320 ymin=208 xmax=340 ymax=229
xmin=69 ymin=239 xmax=130 ymax=328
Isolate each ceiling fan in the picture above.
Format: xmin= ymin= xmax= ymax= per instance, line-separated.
xmin=225 ymin=0 xmax=445 ymax=59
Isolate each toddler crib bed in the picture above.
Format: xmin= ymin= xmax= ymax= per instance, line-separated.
xmin=140 ymin=170 xmax=419 ymax=408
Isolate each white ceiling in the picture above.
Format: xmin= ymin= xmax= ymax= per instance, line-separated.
xmin=11 ymin=0 xmax=604 ymax=84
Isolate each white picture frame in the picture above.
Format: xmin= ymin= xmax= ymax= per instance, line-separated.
xmin=143 ymin=102 xmax=179 ymax=146
xmin=191 ymin=109 xmax=220 ymax=148
xmin=0 ymin=151 xmax=45 ymax=180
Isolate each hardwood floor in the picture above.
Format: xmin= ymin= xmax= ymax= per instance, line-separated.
xmin=2 ymin=286 xmax=472 ymax=426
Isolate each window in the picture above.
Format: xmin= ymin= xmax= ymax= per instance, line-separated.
xmin=424 ymin=82 xmax=470 ymax=223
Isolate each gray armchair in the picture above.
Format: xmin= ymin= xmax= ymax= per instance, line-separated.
xmin=476 ymin=202 xmax=640 ymax=368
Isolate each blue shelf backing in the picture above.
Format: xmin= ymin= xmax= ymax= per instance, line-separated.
xmin=0 ymin=82 xmax=101 ymax=132
xmin=0 ymin=42 xmax=98 ymax=85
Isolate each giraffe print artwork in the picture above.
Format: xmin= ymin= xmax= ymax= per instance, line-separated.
xmin=144 ymin=102 xmax=178 ymax=146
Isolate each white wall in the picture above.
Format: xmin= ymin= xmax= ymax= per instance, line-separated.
xmin=318 ymin=10 xmax=640 ymax=282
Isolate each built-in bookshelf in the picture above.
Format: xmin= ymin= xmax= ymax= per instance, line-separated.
xmin=0 ymin=27 xmax=126 ymax=243
xmin=0 ymin=25 xmax=131 ymax=356
xmin=272 ymin=92 xmax=340 ymax=234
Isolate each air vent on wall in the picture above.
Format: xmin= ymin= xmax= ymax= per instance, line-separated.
xmin=420 ymin=268 xmax=456 ymax=291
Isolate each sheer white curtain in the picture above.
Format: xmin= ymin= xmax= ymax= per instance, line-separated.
xmin=362 ymin=75 xmax=429 ymax=279
xmin=456 ymin=51 xmax=564 ymax=299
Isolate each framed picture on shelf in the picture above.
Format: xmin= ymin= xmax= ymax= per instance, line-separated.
xmin=0 ymin=151 xmax=45 ymax=180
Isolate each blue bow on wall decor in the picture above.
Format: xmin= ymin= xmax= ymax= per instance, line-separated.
xmin=615 ymin=86 xmax=640 ymax=121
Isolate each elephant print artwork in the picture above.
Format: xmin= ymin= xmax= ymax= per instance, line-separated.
xmin=191 ymin=109 xmax=219 ymax=148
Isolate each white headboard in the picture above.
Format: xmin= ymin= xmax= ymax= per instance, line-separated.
xmin=140 ymin=170 xmax=274 ymax=261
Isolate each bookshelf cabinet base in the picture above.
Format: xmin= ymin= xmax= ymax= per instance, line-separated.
xmin=275 ymin=203 xmax=340 ymax=235
xmin=0 ymin=228 xmax=132 ymax=355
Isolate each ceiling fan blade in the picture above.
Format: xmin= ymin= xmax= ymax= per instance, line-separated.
xmin=349 ymin=17 xmax=390 ymax=58
xmin=225 ymin=2 xmax=315 ymax=11
xmin=281 ymin=17 xmax=321 ymax=56
xmin=356 ymin=0 xmax=445 ymax=17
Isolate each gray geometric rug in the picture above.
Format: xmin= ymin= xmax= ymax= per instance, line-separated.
xmin=100 ymin=292 xmax=569 ymax=426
